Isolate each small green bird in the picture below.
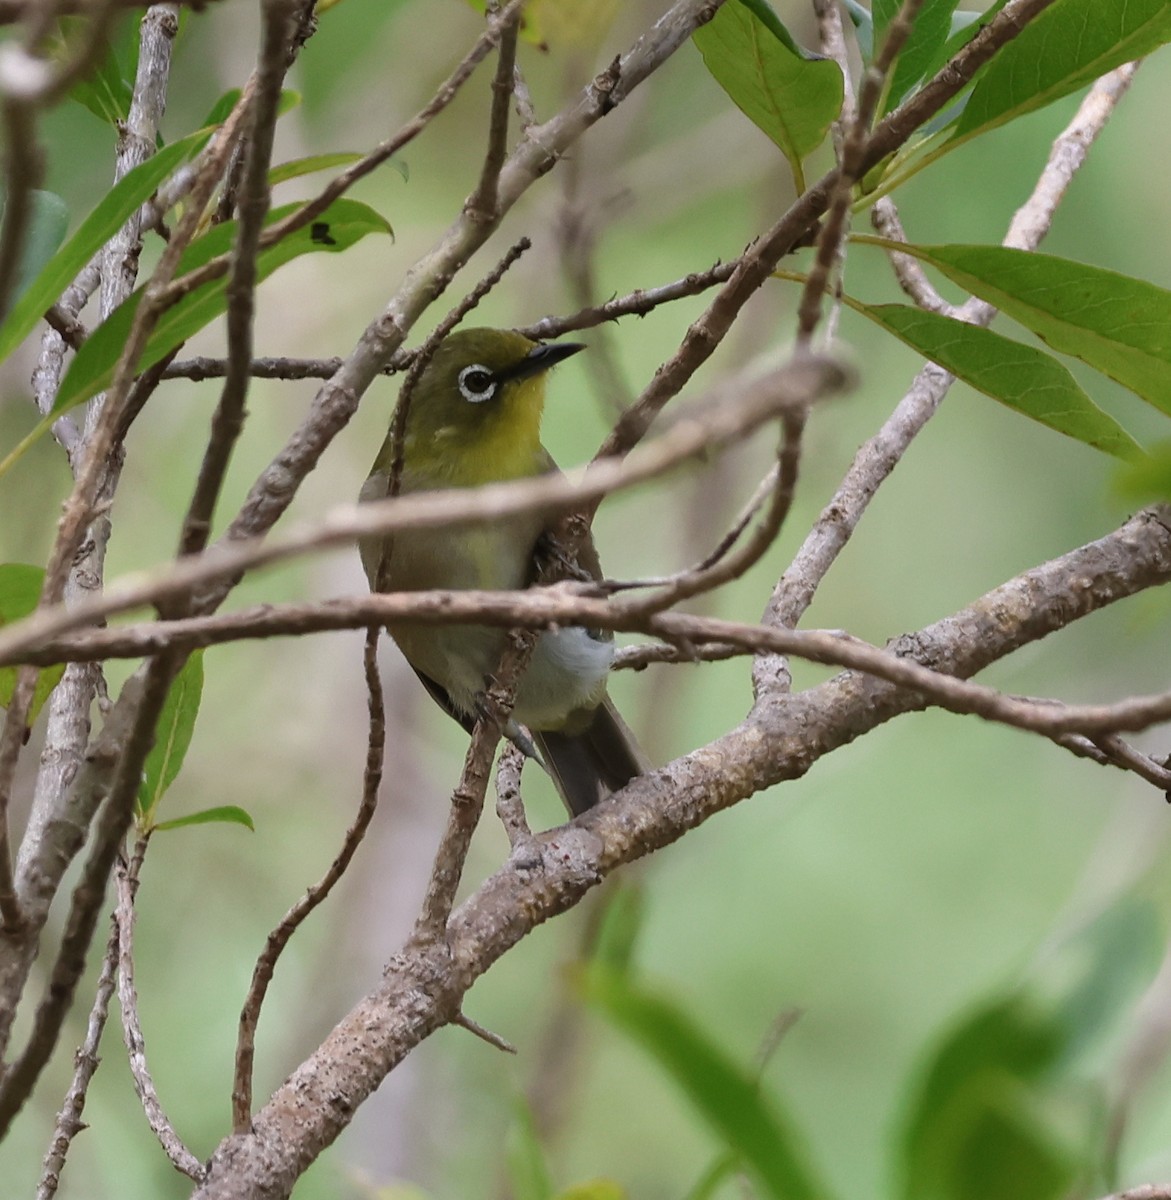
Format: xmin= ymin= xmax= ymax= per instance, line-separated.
xmin=360 ymin=327 xmax=645 ymax=815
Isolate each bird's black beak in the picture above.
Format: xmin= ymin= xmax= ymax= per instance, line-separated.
xmin=499 ymin=340 xmax=586 ymax=383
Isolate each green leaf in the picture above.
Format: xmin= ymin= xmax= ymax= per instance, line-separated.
xmin=841 ymin=0 xmax=873 ymax=57
xmin=682 ymin=1152 xmax=741 ymax=1200
xmin=268 ymin=152 xmax=365 ymax=186
xmin=201 ymin=87 xmax=300 ymax=130
xmin=0 ymin=128 xmax=212 ymax=364
xmin=896 ymin=998 xmax=1076 ymax=1200
xmin=693 ymin=0 xmax=843 ymax=193
xmin=917 ymin=1 xmax=1009 ymax=88
xmin=153 ymin=805 xmax=255 ymax=833
xmin=0 ymin=564 xmax=64 ymax=724
xmin=10 ymin=191 xmax=70 ymax=303
xmin=857 ymin=303 xmax=1143 ymax=461
xmin=62 ymin=17 xmax=134 ymax=126
xmin=137 ymin=651 xmax=204 ymax=825
xmin=52 ymin=197 xmax=392 ymax=418
xmin=582 ymin=967 xmax=830 ymax=1200
xmin=884 ymin=0 xmax=962 ymax=111
xmin=951 ymin=0 xmax=1171 ymax=147
xmin=268 ymin=151 xmax=406 ymax=187
xmin=507 ymin=1098 xmax=554 ymax=1200
xmin=892 ymin=244 xmax=1171 ymax=416
xmin=552 ymin=1182 xmax=627 ymax=1200
xmin=1042 ymin=897 xmax=1163 ymax=1068
xmin=590 ymin=880 xmax=645 ymax=975
xmin=1115 ymin=440 xmax=1171 ymax=504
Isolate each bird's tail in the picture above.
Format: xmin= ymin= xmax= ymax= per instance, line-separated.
xmin=534 ymin=698 xmax=648 ymax=817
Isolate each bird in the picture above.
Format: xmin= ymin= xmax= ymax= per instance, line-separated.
xmin=359 ymin=326 xmax=645 ymax=816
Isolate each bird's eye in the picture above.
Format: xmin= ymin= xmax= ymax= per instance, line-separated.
xmin=458 ymin=365 xmax=497 ymax=403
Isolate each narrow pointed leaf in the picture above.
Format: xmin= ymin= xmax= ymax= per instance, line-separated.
xmin=138 ymin=651 xmax=203 ymax=824
xmin=268 ymin=152 xmax=364 ymax=186
xmin=952 ymin=0 xmax=1171 ymax=146
xmin=201 ymin=88 xmax=300 ymax=130
xmin=0 ymin=564 xmax=64 ymax=723
xmin=153 ymin=805 xmax=255 ymax=833
xmin=841 ymin=0 xmax=874 ymax=57
xmin=882 ymin=0 xmax=962 ymax=110
xmin=859 ymin=304 xmax=1143 ymax=460
xmin=64 ymin=24 xmax=133 ymax=125
xmin=582 ymin=967 xmax=830 ymax=1200
xmin=11 ymin=191 xmax=70 ymax=303
xmin=507 ymin=1099 xmax=554 ymax=1200
xmin=917 ymin=1 xmax=1009 ymax=88
xmin=682 ymin=1153 xmax=741 ymax=1200
xmin=898 ymin=244 xmax=1171 ymax=415
xmin=896 ymin=997 xmax=1076 ymax=1200
xmin=53 ymin=198 xmax=392 ymax=417
xmin=552 ymin=1183 xmax=627 ymax=1200
xmin=1116 ymin=440 xmax=1171 ymax=504
xmin=0 ymin=129 xmax=211 ymax=363
xmin=693 ymin=0 xmax=843 ymax=192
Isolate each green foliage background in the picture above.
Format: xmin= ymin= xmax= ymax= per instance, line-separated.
xmin=2 ymin=0 xmax=1171 ymax=1196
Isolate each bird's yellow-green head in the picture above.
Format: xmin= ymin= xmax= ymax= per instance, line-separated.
xmin=393 ymin=327 xmax=584 ymax=485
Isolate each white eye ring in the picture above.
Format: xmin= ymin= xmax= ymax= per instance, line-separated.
xmin=458 ymin=364 xmax=497 ymax=403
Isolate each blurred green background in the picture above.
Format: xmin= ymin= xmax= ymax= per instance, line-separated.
xmin=2 ymin=0 xmax=1171 ymax=1197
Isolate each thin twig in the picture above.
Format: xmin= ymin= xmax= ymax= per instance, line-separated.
xmin=616 ymin=398 xmax=811 ymax=615
xmin=413 ymin=625 xmax=536 ymax=939
xmin=452 ymin=1011 xmax=516 ymax=1054
xmin=596 ymin=0 xmax=1057 ymax=469
xmin=115 ymin=837 xmax=205 ymax=1180
xmin=751 ymin=60 xmax=1140 ymax=697
xmin=156 ymin=257 xmax=741 ymax=384
xmin=231 ymin=624 xmax=386 ymax=1131
xmin=176 ymin=0 xmax=297 ymax=562
xmin=0 ymin=654 xmax=181 ymax=1137
xmin=870 ymin=198 xmax=952 ymax=312
xmin=34 ymin=918 xmax=120 ymax=1200
xmin=0 ymin=356 xmax=849 ymax=665
xmin=465 ymin=7 xmax=519 ymax=222
xmin=9 ymin=515 xmax=1171 ymax=750
xmin=495 ymin=742 xmax=538 ymax=855
xmin=796 ymin=0 xmax=924 ymax=348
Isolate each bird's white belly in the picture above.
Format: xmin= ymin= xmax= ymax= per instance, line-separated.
xmin=366 ymin=496 xmax=612 ymax=729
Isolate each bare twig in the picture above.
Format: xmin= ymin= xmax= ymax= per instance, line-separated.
xmin=176 ymin=0 xmax=297 ymax=562
xmin=8 ymin=513 xmax=1171 ymax=749
xmin=414 ymin=625 xmax=537 ymax=939
xmin=231 ymin=624 xmax=386 ymax=1131
xmin=34 ymin=919 xmax=120 ymax=1200
xmin=452 ymin=1011 xmax=516 ymax=1054
xmin=193 ymin=500 xmax=1163 ymax=1199
xmin=0 ymin=654 xmax=181 ymax=1136
xmin=615 ymin=394 xmax=812 ymax=614
xmin=495 ymin=742 xmax=537 ymax=854
xmin=155 ymin=256 xmax=742 ymax=385
xmin=796 ymin=0 xmax=924 ymax=348
xmin=0 ymin=19 xmax=226 ymax=1064
xmin=115 ymin=837 xmax=204 ymax=1180
xmin=751 ymin=61 xmax=1139 ymax=697
xmin=465 ymin=7 xmax=519 ymax=221
xmin=0 ymin=355 xmax=848 ymax=664
xmin=597 ymin=0 xmax=1058 ymax=469
xmin=870 ymin=198 xmax=952 ymax=312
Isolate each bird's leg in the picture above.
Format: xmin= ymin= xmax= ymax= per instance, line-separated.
xmin=532 ymin=530 xmax=596 ymax=584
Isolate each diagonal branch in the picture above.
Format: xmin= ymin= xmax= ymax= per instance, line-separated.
xmin=192 ymin=505 xmax=1169 ymax=1199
